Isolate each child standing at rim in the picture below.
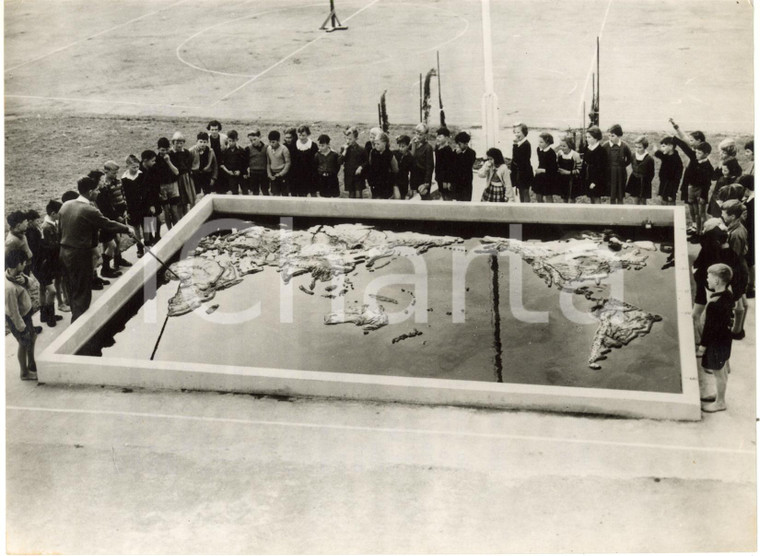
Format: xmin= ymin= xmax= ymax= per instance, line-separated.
xmin=42 ymin=199 xmax=69 ymax=314
xmin=625 ymin=136 xmax=655 ymax=205
xmin=315 ymin=134 xmax=341 ymax=198
xmin=290 ymin=125 xmax=319 ymax=197
xmin=169 ymin=132 xmax=195 ymax=215
xmin=410 ymin=123 xmax=435 ymax=199
xmin=434 ymin=127 xmax=455 ymax=200
xmin=582 ymin=126 xmax=608 ymax=204
xmin=654 ymin=137 xmax=683 ymax=205
xmin=365 ymin=132 xmax=398 ymax=200
xmin=190 ymin=132 xmax=217 ymax=196
xmin=139 ymin=150 xmax=162 ymax=245
xmin=671 ymin=120 xmax=712 ymax=234
xmin=603 ymin=124 xmax=632 ymax=205
xmin=478 ymin=147 xmax=514 ymax=203
xmin=533 ymin=132 xmax=558 ymax=203
xmin=155 ymin=137 xmax=181 ymax=231
xmin=392 ymin=135 xmax=414 ymax=200
xmin=721 ymin=199 xmax=749 ymax=340
xmin=555 ymin=136 xmax=582 ymax=203
xmin=339 ymin=126 xmax=366 ymax=199
xmin=206 ymin=120 xmax=227 ymax=192
xmin=452 ymin=131 xmax=476 ymax=202
xmin=121 ymin=154 xmax=147 ymax=257
xmin=510 ymin=122 xmax=533 ymax=203
xmin=219 ymin=130 xmax=247 ymax=195
xmin=26 ymin=210 xmax=62 ymax=328
xmin=696 ymin=263 xmax=735 ymax=413
xmin=245 ymin=128 xmax=268 ymax=196
xmin=6 ymin=250 xmax=38 ymax=381
xmin=266 ymin=130 xmax=291 ymax=196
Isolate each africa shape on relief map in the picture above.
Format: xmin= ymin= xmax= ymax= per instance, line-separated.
xmin=165 ymin=224 xmax=662 ymax=370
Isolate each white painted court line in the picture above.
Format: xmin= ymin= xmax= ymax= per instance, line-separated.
xmin=5 ymin=94 xmax=199 ymax=110
xmin=7 ymin=405 xmax=754 ymax=455
xmin=211 ymin=0 xmax=382 ymax=107
xmin=5 ymin=0 xmax=191 ymax=74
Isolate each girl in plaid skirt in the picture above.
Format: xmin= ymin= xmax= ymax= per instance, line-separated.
xmin=478 ymin=148 xmax=516 ymax=202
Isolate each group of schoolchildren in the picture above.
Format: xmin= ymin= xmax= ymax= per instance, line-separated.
xmin=5 ymin=118 xmax=755 ymax=405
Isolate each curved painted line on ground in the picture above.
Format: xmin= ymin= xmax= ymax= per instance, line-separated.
xmin=175 ymin=2 xmax=324 ymax=79
xmin=177 ymin=1 xmax=470 ymax=81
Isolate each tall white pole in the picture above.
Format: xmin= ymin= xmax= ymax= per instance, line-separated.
xmin=481 ymin=0 xmax=499 ymax=149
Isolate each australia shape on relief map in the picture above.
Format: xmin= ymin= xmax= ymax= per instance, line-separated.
xmin=164 ymin=224 xmax=662 ymax=370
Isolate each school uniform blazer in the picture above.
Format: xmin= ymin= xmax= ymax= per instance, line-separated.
xmin=510 ymin=140 xmax=534 ymax=189
xmin=59 ymin=199 xmax=130 ymax=250
xmin=190 ymin=145 xmax=218 ymax=181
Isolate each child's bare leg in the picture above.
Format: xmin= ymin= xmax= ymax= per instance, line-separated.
xmin=698 ymin=364 xmax=716 ymax=401
xmin=702 ymin=365 xmax=728 ymax=412
xmin=692 ymin=303 xmax=706 ymax=344
xmin=17 ymin=342 xmax=28 ymax=374
xmin=732 ymin=295 xmax=747 ymax=336
xmin=535 ymin=194 xmax=544 ymax=203
xmin=27 ymin=333 xmax=37 ymax=372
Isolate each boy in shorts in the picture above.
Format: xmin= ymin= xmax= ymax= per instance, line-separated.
xmin=697 ymin=263 xmax=734 ymax=413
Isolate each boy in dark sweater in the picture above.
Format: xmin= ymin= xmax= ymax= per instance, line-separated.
xmin=339 ymin=126 xmax=366 ymax=199
xmin=452 ymin=131 xmax=476 ymax=202
xmin=434 ymin=127 xmax=455 ymax=200
xmin=510 ymin=123 xmax=533 ymax=203
xmin=671 ymin=120 xmax=712 ymax=234
xmin=697 ymin=263 xmax=734 ymax=413
xmin=315 ymin=134 xmax=341 ymax=198
xmin=245 ymin=128 xmax=269 ymax=195
xmin=391 ymin=135 xmax=413 ymax=199
xmin=392 ymin=135 xmax=414 ymax=200
xmin=220 ymin=130 xmax=248 ymax=194
xmin=654 ymin=137 xmax=683 ymax=205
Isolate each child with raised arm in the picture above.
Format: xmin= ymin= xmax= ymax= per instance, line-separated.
xmin=315 ymin=134 xmax=341 ymax=198
xmin=603 ymin=124 xmax=632 ymax=205
xmin=510 ymin=123 xmax=533 ymax=203
xmin=654 ymin=137 xmax=683 ymax=205
xmin=582 ymin=126 xmax=608 ymax=204
xmin=696 ymin=263 xmax=735 ymax=413
xmin=478 ymin=148 xmax=515 ymax=203
xmin=266 ymin=130 xmax=291 ymax=196
xmin=452 ymin=131 xmax=476 ymax=202
xmin=625 ymin=136 xmax=655 ymax=205
xmin=339 ymin=126 xmax=366 ymax=199
xmin=533 ymin=132 xmax=558 ymax=203
xmin=670 ymin=119 xmax=712 ymax=234
xmin=556 ymin=135 xmax=582 ymax=203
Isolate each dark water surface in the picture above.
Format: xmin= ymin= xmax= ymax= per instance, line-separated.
xmin=89 ymin=216 xmax=681 ymax=393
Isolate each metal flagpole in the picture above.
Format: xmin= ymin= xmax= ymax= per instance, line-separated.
xmin=481 ymin=0 xmax=499 ymax=149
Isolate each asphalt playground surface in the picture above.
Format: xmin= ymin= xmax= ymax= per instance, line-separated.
xmin=4 ymin=0 xmax=758 ymax=553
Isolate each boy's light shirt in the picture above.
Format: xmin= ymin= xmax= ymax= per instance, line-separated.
xmin=540 ymin=146 xmax=552 ymax=153
xmin=587 ymin=142 xmax=599 ymax=151
xmin=121 ymin=169 xmax=142 ymax=180
xmin=296 ymin=139 xmax=314 ymax=151
xmin=516 ymin=137 xmax=527 ymax=147
xmin=635 ymin=152 xmax=648 ymax=161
